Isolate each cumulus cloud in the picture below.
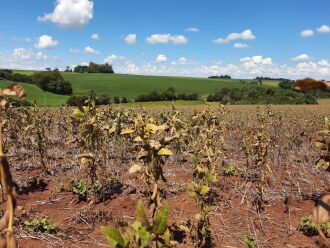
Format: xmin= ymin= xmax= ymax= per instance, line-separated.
xmin=38 ymin=0 xmax=94 ymax=29
xmin=156 ymin=54 xmax=167 ymax=63
xmin=91 ymin=33 xmax=100 ymax=40
xmin=124 ymin=34 xmax=137 ymax=45
xmin=213 ymin=29 xmax=255 ymax=44
xmin=84 ymin=46 xmax=99 ymax=54
xmin=292 ymin=53 xmax=311 ymax=61
xmin=35 ymin=35 xmax=58 ymax=49
xmin=112 ymin=55 xmax=330 ymax=79
xmin=185 ymin=27 xmax=199 ymax=32
xmin=36 ymin=51 xmax=48 ymax=60
xmin=104 ymin=54 xmax=117 ymax=63
xmin=146 ymin=34 xmax=188 ymax=44
xmin=240 ymin=55 xmax=272 ymax=67
xmin=170 ymin=35 xmax=188 ymax=44
xmin=317 ymin=25 xmax=330 ymax=33
xmin=300 ymin=29 xmax=314 ymax=37
xmin=0 ymin=48 xmax=53 ymax=70
xmin=233 ymin=43 xmax=248 ymax=49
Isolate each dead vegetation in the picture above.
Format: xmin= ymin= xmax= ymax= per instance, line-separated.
xmin=0 ymin=95 xmax=329 ymax=247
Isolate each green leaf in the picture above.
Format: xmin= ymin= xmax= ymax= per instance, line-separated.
xmin=163 ymin=228 xmax=171 ymax=246
xmin=136 ymin=200 xmax=150 ymax=228
xmin=129 ymin=164 xmax=142 ymax=174
xmin=200 ymin=185 xmax=209 ymax=195
xmin=153 ymin=204 xmax=169 ymax=235
xmin=185 ymin=183 xmax=196 ymax=198
xmin=72 ymin=109 xmax=84 ymax=119
xmin=138 ymin=226 xmax=151 ymax=247
xmin=157 ymin=148 xmax=173 ymax=156
xmin=101 ymin=226 xmax=129 ymax=248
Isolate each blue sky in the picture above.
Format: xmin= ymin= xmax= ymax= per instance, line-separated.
xmin=0 ymin=0 xmax=330 ymax=79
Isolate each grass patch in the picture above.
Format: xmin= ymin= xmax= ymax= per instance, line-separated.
xmin=0 ymin=80 xmax=69 ymax=106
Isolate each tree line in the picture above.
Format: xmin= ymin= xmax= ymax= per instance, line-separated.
xmin=73 ymin=62 xmax=114 ymax=73
xmin=0 ymin=69 xmax=72 ymax=95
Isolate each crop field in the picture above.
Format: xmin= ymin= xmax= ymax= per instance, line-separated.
xmin=0 ymin=99 xmax=329 ymax=248
xmin=8 ymin=71 xmax=260 ymax=105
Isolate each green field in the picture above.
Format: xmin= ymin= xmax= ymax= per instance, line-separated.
xmin=0 ymin=80 xmax=69 ymax=106
xmin=3 ymin=71 xmax=277 ymax=106
xmin=61 ymin=73 xmax=247 ymax=99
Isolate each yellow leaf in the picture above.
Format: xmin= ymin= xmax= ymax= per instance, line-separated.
xmin=157 ymin=148 xmax=173 ymax=156
xmin=121 ymin=129 xmax=134 ymax=135
xmin=129 ymin=164 xmax=142 ymax=173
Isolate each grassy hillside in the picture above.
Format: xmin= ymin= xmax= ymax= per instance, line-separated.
xmin=5 ymin=70 xmax=276 ymax=106
xmin=61 ymin=73 xmax=248 ymax=99
xmin=0 ymin=80 xmax=69 ymax=106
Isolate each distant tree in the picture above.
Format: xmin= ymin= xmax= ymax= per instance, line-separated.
xmin=65 ymin=66 xmax=72 ymax=72
xmin=113 ymin=96 xmax=121 ymax=104
xmin=32 ymin=71 xmax=73 ymax=95
xmin=46 ymin=68 xmax=51 ymax=71
xmin=74 ymin=62 xmax=114 ymax=74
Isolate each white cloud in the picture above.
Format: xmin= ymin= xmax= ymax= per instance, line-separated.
xmin=185 ymin=27 xmax=199 ymax=32
xmin=146 ymin=34 xmax=188 ymax=44
xmin=38 ymin=0 xmax=94 ymax=29
xmin=69 ymin=48 xmax=79 ymax=53
xmin=317 ymin=25 xmax=330 ymax=33
xmin=13 ymin=48 xmax=35 ymax=60
xmin=0 ymin=48 xmax=54 ymax=70
xmin=170 ymin=35 xmax=188 ymax=44
xmin=146 ymin=34 xmax=171 ymax=44
xmin=35 ymin=35 xmax=58 ymax=49
xmin=213 ymin=29 xmax=256 ymax=44
xmin=240 ymin=55 xmax=273 ymax=68
xmin=318 ymin=59 xmax=330 ymax=66
xmin=80 ymin=61 xmax=89 ymax=66
xmin=291 ymin=53 xmax=311 ymax=61
xmin=36 ymin=51 xmax=48 ymax=60
xmin=124 ymin=34 xmax=137 ymax=45
xmin=300 ymin=29 xmax=314 ymax=37
xmin=156 ymin=54 xmax=167 ymax=63
xmin=91 ymin=33 xmax=100 ymax=40
xmin=84 ymin=46 xmax=99 ymax=54
xmin=104 ymin=54 xmax=118 ymax=63
xmin=233 ymin=43 xmax=248 ymax=49
xmin=112 ymin=55 xmax=330 ymax=79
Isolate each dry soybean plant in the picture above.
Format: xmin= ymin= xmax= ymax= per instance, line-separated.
xmin=183 ymin=107 xmax=226 ymax=248
xmin=244 ymin=106 xmax=272 ymax=211
xmin=0 ymin=84 xmax=25 ymax=247
xmin=122 ymin=112 xmax=177 ymax=217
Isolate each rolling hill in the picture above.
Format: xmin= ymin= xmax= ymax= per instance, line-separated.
xmin=1 ymin=71 xmax=266 ymax=106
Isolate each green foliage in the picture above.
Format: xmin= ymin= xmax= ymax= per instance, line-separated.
xmin=244 ymin=236 xmax=257 ymax=248
xmin=74 ymin=62 xmax=114 ymax=74
xmin=279 ymin=79 xmax=295 ymax=90
xmin=23 ymin=218 xmax=56 ymax=234
xmin=223 ymin=165 xmax=244 ymax=177
xmin=135 ymin=87 xmax=199 ymax=102
xmin=32 ymin=71 xmax=73 ymax=95
xmin=102 ymin=200 xmax=171 ymax=248
xmin=207 ymin=86 xmax=317 ymax=105
xmin=298 ymin=216 xmax=318 ymax=236
xmin=321 ymin=221 xmax=330 ymax=238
